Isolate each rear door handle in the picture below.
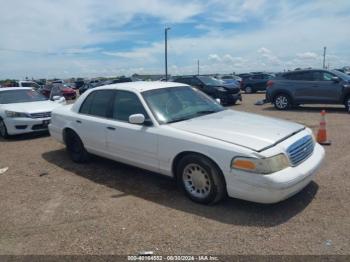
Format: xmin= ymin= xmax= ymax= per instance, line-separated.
xmin=76 ymin=120 xmax=82 ymax=124
xmin=107 ymin=126 xmax=116 ymax=130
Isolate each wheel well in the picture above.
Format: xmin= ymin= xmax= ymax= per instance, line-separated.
xmin=171 ymin=151 xmax=224 ymax=181
xmin=344 ymin=93 xmax=350 ymax=103
xmin=62 ymin=128 xmax=77 ymax=145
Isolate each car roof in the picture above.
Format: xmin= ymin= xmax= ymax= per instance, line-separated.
xmin=284 ymin=69 xmax=328 ymax=74
xmin=92 ymin=81 xmax=189 ymax=93
xmin=0 ymin=87 xmax=32 ymax=92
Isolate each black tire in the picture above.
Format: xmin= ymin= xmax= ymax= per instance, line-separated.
xmin=65 ymin=130 xmax=90 ymax=163
xmin=345 ymin=96 xmax=350 ymax=113
xmin=0 ymin=119 xmax=9 ymax=139
xmin=176 ymin=154 xmax=226 ymax=204
xmin=273 ymin=93 xmax=292 ymax=110
xmin=245 ymin=86 xmax=254 ymax=94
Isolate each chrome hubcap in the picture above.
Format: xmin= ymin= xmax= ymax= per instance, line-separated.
xmin=246 ymin=87 xmax=252 ymax=93
xmin=276 ymin=96 xmax=288 ymax=109
xmin=183 ymin=164 xmax=211 ymax=199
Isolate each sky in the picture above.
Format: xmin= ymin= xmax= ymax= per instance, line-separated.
xmin=0 ymin=0 xmax=350 ymax=79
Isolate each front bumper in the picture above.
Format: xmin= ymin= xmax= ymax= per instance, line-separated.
xmin=4 ymin=117 xmax=51 ymax=135
xmin=225 ymin=143 xmax=325 ymax=204
xmin=219 ymin=92 xmax=242 ymax=105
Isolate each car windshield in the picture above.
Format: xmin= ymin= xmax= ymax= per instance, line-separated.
xmin=142 ymin=86 xmax=224 ymax=124
xmin=197 ymin=76 xmax=222 ymax=86
xmin=332 ymin=70 xmax=350 ymax=81
xmin=0 ymin=90 xmax=47 ymax=104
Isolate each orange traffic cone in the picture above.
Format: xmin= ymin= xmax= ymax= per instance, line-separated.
xmin=317 ymin=110 xmax=331 ymax=145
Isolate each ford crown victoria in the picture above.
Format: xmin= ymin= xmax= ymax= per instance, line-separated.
xmin=49 ymin=82 xmax=325 ymax=204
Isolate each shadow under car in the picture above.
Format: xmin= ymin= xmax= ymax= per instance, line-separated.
xmin=42 ymin=149 xmax=319 ymax=227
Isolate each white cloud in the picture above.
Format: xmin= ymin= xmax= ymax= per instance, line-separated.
xmin=0 ymin=0 xmax=350 ymax=78
xmin=208 ymin=54 xmax=222 ymax=62
xmin=296 ymin=52 xmax=320 ymax=60
xmin=258 ymin=47 xmax=271 ymax=54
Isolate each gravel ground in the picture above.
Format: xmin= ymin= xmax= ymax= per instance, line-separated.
xmin=0 ymin=93 xmax=349 ymax=255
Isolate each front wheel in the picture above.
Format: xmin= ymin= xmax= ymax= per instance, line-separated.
xmin=177 ymin=154 xmax=226 ymax=204
xmin=245 ymin=86 xmax=254 ymax=94
xmin=274 ymin=94 xmax=292 ymax=110
xmin=0 ymin=119 xmax=9 ymax=139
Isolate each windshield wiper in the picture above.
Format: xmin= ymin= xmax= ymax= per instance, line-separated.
xmin=195 ymin=110 xmax=219 ymax=115
xmin=167 ymin=116 xmax=193 ymax=123
xmin=167 ymin=110 xmax=220 ymax=124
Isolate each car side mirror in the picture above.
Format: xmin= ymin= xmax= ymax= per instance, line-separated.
xmin=331 ymin=76 xmax=340 ymax=82
xmin=129 ymin=114 xmax=145 ymax=125
xmin=215 ymin=98 xmax=221 ymax=104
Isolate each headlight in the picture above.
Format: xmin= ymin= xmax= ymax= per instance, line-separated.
xmin=5 ymin=110 xmax=29 ymax=118
xmin=216 ymin=87 xmax=227 ymax=92
xmin=231 ymin=154 xmax=290 ymax=174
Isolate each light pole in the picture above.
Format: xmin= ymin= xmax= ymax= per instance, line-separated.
xmin=323 ymin=46 xmax=327 ymax=69
xmin=197 ymin=60 xmax=200 ymax=75
xmin=165 ymin=27 xmax=171 ymax=81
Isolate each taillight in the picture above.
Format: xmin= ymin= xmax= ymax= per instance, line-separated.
xmin=267 ymin=80 xmax=274 ymax=88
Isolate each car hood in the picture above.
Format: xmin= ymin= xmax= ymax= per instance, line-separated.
xmin=2 ymin=101 xmax=62 ymax=114
xmin=170 ymin=110 xmax=304 ymax=152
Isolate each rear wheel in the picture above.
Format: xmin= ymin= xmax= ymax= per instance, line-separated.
xmin=0 ymin=119 xmax=9 ymax=139
xmin=65 ymin=130 xmax=90 ymax=163
xmin=245 ymin=86 xmax=254 ymax=94
xmin=274 ymin=93 xmax=292 ymax=110
xmin=177 ymin=154 xmax=226 ymax=204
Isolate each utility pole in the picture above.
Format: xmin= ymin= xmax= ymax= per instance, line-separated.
xmin=197 ymin=60 xmax=199 ymax=75
xmin=323 ymin=46 xmax=327 ymax=69
xmin=164 ymin=27 xmax=171 ymax=81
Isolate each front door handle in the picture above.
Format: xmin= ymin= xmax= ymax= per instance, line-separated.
xmin=107 ymin=126 xmax=116 ymax=130
xmin=76 ymin=120 xmax=82 ymax=124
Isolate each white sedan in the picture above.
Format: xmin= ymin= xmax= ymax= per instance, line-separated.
xmin=0 ymin=87 xmax=65 ymax=138
xmin=49 ymin=82 xmax=325 ymax=204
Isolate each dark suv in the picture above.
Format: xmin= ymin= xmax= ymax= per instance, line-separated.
xmin=172 ymin=75 xmax=242 ymax=105
xmin=266 ymin=69 xmax=350 ymax=112
xmin=240 ymin=73 xmax=275 ymax=93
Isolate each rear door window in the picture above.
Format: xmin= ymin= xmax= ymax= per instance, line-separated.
xmin=79 ymin=90 xmax=114 ymax=117
xmin=285 ymin=72 xmax=313 ymax=81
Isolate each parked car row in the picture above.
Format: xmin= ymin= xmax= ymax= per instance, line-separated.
xmin=79 ymin=77 xmax=133 ymax=95
xmin=172 ymin=75 xmax=242 ymax=106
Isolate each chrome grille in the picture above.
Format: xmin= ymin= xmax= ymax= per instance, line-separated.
xmin=287 ymin=135 xmax=314 ymax=166
xmin=30 ymin=112 xmax=51 ymax=118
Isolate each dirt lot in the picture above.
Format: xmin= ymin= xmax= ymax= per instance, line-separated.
xmin=0 ymin=93 xmax=349 ymax=255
